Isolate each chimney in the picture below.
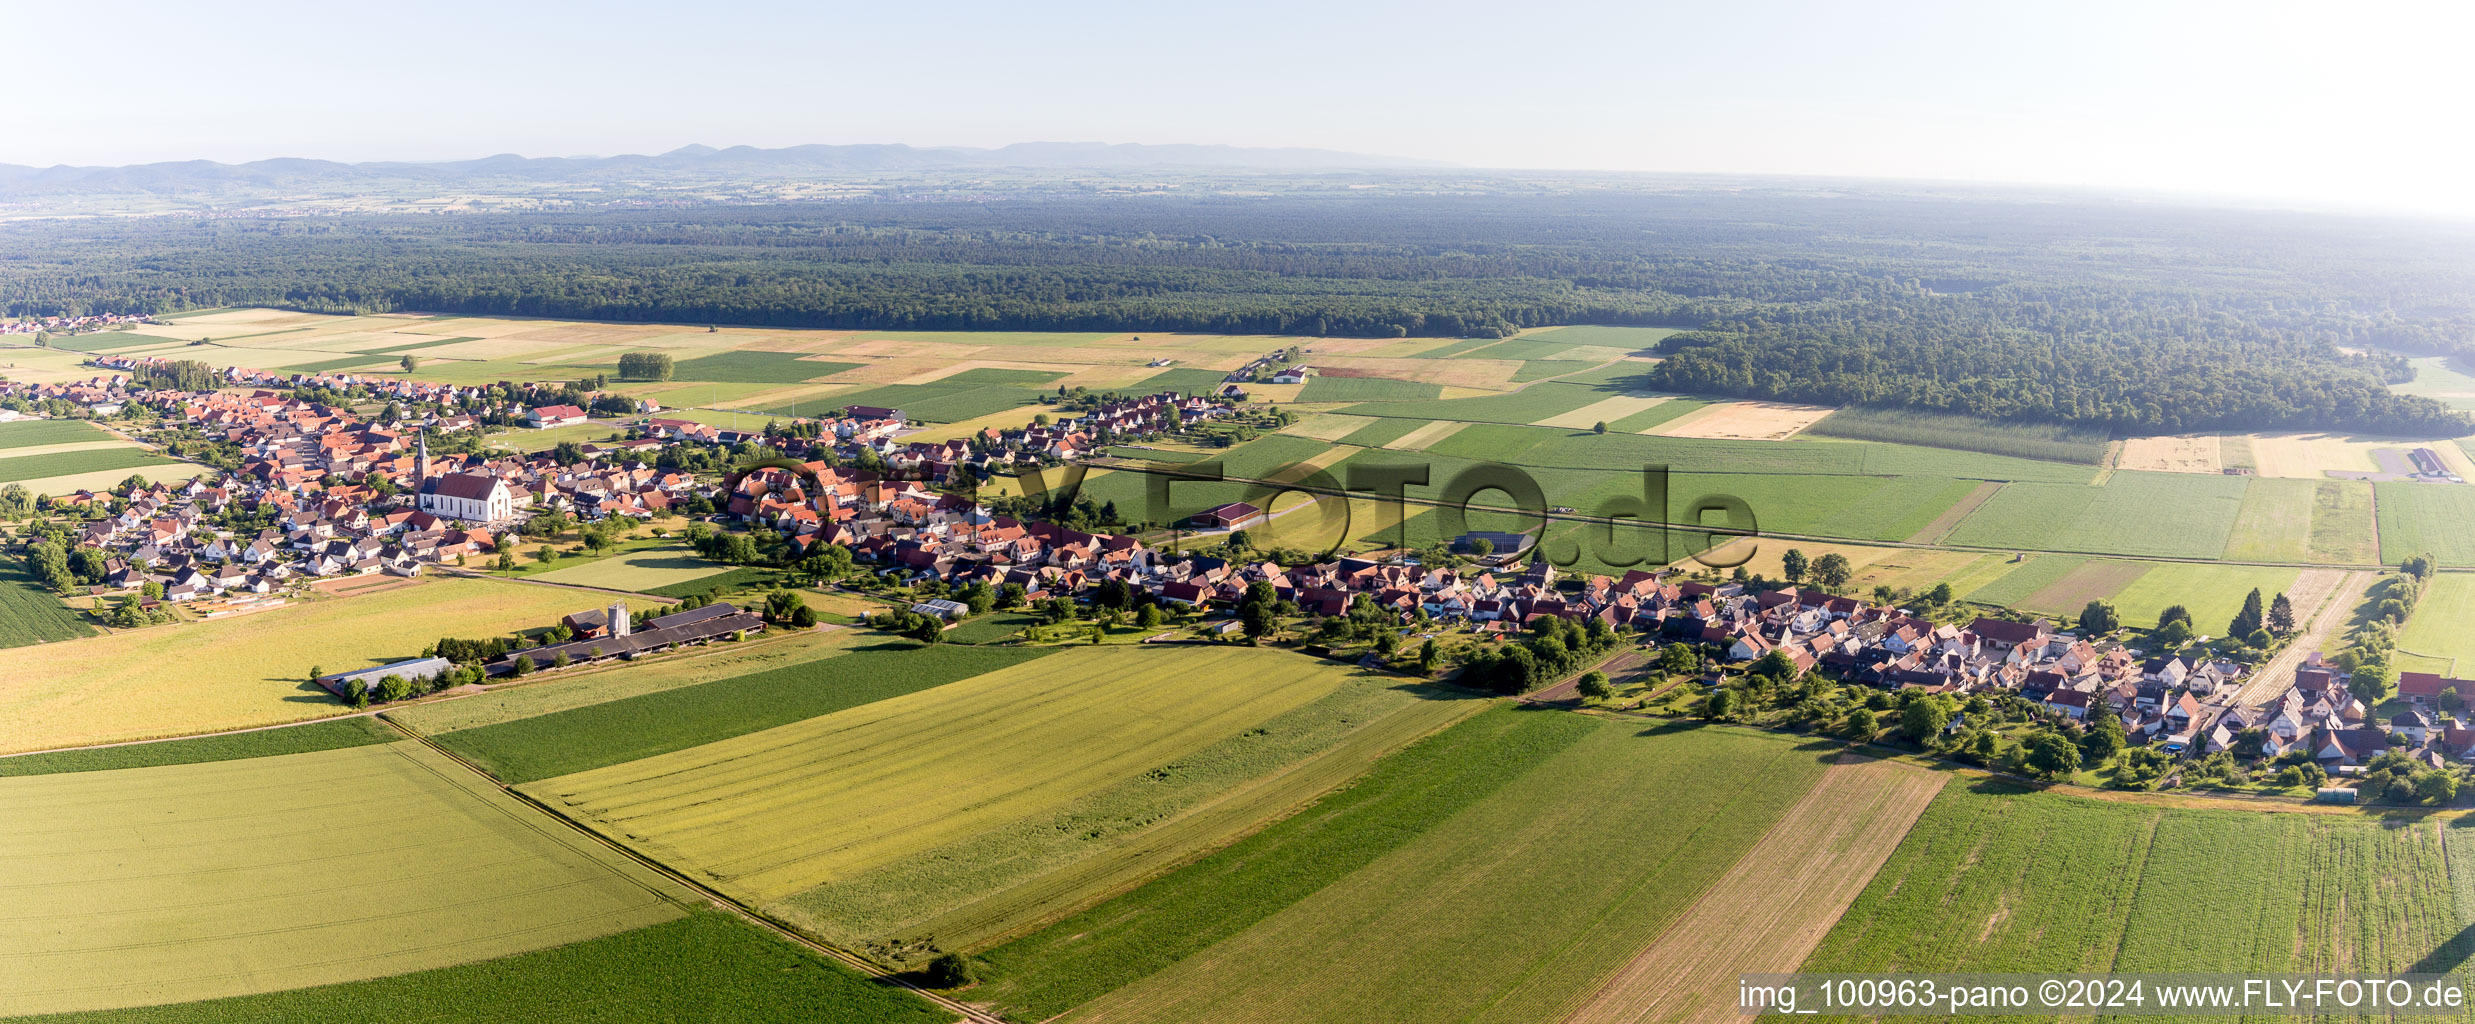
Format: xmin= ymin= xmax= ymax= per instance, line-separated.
xmin=610 ymin=600 xmax=630 ymax=637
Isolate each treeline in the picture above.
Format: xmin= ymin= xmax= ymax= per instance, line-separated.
xmin=9 ymin=192 xmax=2475 ymax=432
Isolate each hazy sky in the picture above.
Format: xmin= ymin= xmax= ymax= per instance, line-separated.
xmin=12 ymin=0 xmax=2471 ymax=214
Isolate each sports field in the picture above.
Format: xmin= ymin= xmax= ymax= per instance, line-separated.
xmin=527 ymin=646 xmax=1361 ymax=905
xmin=0 ymin=742 xmax=688 ymax=1017
xmin=1801 ymin=781 xmax=2461 ymax=979
xmin=0 ymin=576 xmax=606 ymax=754
xmin=534 ymin=542 xmax=736 ymax=592
xmin=1030 ymin=715 xmax=1834 ymax=1024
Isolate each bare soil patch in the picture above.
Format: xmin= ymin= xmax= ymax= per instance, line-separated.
xmin=1564 ymin=755 xmax=1941 ymax=1024
xmin=1651 ymin=400 xmax=1834 ymax=441
xmin=2117 ymin=434 xmax=2223 ymax=474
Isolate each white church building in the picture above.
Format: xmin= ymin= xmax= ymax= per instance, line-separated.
xmin=412 ymin=432 xmax=516 ymax=522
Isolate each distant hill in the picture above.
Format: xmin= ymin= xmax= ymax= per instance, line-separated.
xmin=0 ymin=142 xmax=1449 ymax=197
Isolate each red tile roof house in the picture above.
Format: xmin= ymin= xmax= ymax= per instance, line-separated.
xmin=1188 ymin=502 xmax=1267 ymax=530
xmin=527 ymin=404 xmax=588 ymax=428
xmin=2398 ymin=671 xmax=2466 ymax=708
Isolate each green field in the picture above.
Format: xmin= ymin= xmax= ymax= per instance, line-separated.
xmin=1802 ymin=781 xmax=2461 ymax=980
xmin=1943 ymin=471 xmax=2250 ymax=558
xmin=0 ymin=742 xmax=690 ymax=1018
xmin=669 ymin=351 xmax=861 ymax=383
xmin=1605 ymin=398 xmax=1706 ymax=432
xmin=432 ymin=641 xmax=1052 ymax=784
xmin=2376 ymin=482 xmax=2475 ymax=566
xmin=0 ymin=447 xmax=183 ymax=486
xmin=1337 ymin=417 xmax=1426 ymax=447
xmin=2105 ymin=562 xmax=2303 ymax=634
xmin=1337 ymin=382 xmax=1610 ymax=425
xmin=527 ymin=647 xmax=1358 ymax=906
xmin=0 ymin=419 xmax=107 ymax=450
xmin=1961 ymin=555 xmax=2087 ymax=607
xmin=943 ymin=609 xmax=1040 ymax=644
xmin=1804 ymin=406 xmax=2111 ymax=464
xmin=2221 ymin=477 xmax=2380 ymax=563
xmin=386 ymin=631 xmax=855 ymax=736
xmin=2399 ymin=573 xmax=2475 ymax=672
xmin=1295 ymin=376 xmax=1442 ymax=403
xmin=0 ymin=558 xmax=92 ymax=649
xmin=983 ymin=711 xmax=1831 ymax=1024
xmin=2390 ymin=355 xmax=2475 ymax=411
xmin=19 ymin=911 xmax=943 ymax=1024
xmin=534 ymin=542 xmax=735 ymax=592
xmin=1407 ymin=423 xmax=2097 ymax=482
xmin=0 ymin=717 xmax=396 ymax=777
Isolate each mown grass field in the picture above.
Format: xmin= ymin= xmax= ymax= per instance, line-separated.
xmin=1943 ymin=471 xmax=2250 ymax=558
xmin=0 ymin=418 xmax=107 ymax=450
xmin=2376 ymin=482 xmax=2475 ymax=566
xmin=1013 ymin=714 xmax=1833 ymax=1024
xmin=527 ymin=647 xmax=1360 ymax=906
xmin=642 ymin=564 xmax=777 ymax=599
xmin=2106 ymin=562 xmax=2303 ymax=634
xmin=0 ymin=717 xmax=395 ymax=777
xmin=2015 ymin=559 xmax=2152 ymax=616
xmin=22 ymin=911 xmax=945 ymax=1024
xmin=1801 ymin=781 xmax=2461 ymax=982
xmin=1295 ymin=376 xmax=1442 ymax=403
xmin=0 ymin=557 xmax=92 ymax=649
xmin=0 ymin=742 xmax=689 ymax=1018
xmin=2222 ymin=478 xmax=2379 ymax=563
xmin=533 ymin=541 xmax=736 ymax=592
xmin=0 ymin=576 xmax=602 ymax=754
xmin=2399 ymin=573 xmax=2475 ymax=671
xmin=433 ymin=641 xmax=1050 ymax=783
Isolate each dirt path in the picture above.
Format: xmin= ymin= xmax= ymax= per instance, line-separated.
xmin=1562 ymin=754 xmax=1942 ymax=1024
xmin=2232 ymin=569 xmax=2367 ymax=707
xmin=384 ymin=717 xmax=1009 ymax=1024
xmin=1903 ymin=480 xmax=2004 ymax=545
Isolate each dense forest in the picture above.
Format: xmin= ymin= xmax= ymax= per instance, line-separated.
xmin=8 ymin=189 xmax=2475 ymax=433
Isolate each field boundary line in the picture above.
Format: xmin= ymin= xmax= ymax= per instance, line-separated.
xmin=380 ymin=717 xmax=1002 ymax=1024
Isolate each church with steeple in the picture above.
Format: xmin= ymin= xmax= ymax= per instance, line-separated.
xmin=413 ymin=429 xmax=515 ymax=522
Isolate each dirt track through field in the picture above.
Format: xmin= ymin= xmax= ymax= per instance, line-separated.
xmin=1902 ymin=481 xmax=2004 ymax=544
xmin=1563 ymin=755 xmax=1941 ymax=1024
xmin=2231 ymin=569 xmax=2366 ymax=707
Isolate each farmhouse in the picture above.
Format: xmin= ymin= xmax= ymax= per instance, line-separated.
xmin=1189 ymin=502 xmax=1267 ymax=530
xmin=316 ymin=657 xmax=453 ymax=698
xmin=527 ymin=404 xmax=588 ymax=428
xmin=502 ymin=602 xmax=765 ymax=671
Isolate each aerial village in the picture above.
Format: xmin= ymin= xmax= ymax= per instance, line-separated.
xmin=8 ymin=351 xmax=2473 ymax=785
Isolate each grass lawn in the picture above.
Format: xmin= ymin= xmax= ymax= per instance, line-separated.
xmin=527 ymin=646 xmax=1359 ymax=907
xmin=0 ymin=717 xmax=395 ymax=777
xmin=433 ymin=640 xmax=1053 ymax=784
xmin=482 ymin=418 xmax=634 ymax=453
xmin=1801 ymin=780 xmax=2460 ymax=979
xmin=22 ymin=911 xmax=945 ymax=1024
xmin=989 ymin=712 xmax=1833 ymax=1024
xmin=0 ymin=742 xmax=689 ymax=1018
xmin=534 ymin=541 xmax=735 ymax=592
xmin=945 ymin=610 xmax=1041 ymax=644
xmin=643 ymin=564 xmax=777 ymax=599
xmin=0 ymin=419 xmax=108 ymax=450
xmin=0 ymin=576 xmax=610 ymax=754
xmin=1962 ymin=554 xmax=2086 ymax=607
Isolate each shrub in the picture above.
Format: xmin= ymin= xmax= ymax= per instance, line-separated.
xmin=923 ymin=951 xmax=975 ymax=988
